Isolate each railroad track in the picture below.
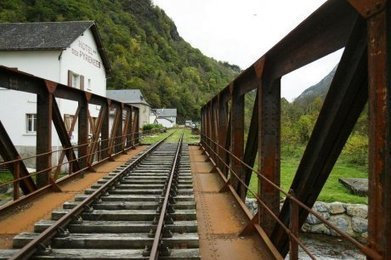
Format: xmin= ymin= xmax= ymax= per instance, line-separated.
xmin=0 ymin=134 xmax=200 ymax=259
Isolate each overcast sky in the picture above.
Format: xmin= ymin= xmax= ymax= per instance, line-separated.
xmin=152 ymin=0 xmax=343 ymax=101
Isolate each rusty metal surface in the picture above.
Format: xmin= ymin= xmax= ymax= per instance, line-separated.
xmin=200 ymin=1 xmax=390 ymax=258
xmin=0 ymin=122 xmax=36 ymax=194
xmin=367 ymin=3 xmax=391 ymax=258
xmin=0 ymin=65 xmax=140 ymax=205
xmin=272 ymin=16 xmax=369 ymax=255
xmin=189 ymin=146 xmax=277 ymax=259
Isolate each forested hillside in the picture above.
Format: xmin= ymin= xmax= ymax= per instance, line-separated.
xmin=0 ymin=0 xmax=240 ymax=120
xmin=281 ymin=67 xmax=368 ymax=167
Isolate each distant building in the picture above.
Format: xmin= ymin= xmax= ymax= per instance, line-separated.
xmin=153 ymin=108 xmax=177 ymax=128
xmin=106 ymin=89 xmax=151 ymax=128
xmin=0 ymin=21 xmax=110 ymax=164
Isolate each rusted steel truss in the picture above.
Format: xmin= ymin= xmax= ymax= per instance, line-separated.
xmin=201 ymin=0 xmax=390 ymax=258
xmin=0 ymin=66 xmax=140 ymax=197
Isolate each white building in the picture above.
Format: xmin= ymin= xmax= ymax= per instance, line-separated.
xmin=0 ymin=21 xmax=110 ymax=163
xmin=106 ymin=89 xmax=151 ymax=128
xmin=153 ymin=108 xmax=177 ymax=128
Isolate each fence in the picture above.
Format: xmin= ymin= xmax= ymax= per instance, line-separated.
xmin=0 ymin=66 xmax=140 ymax=210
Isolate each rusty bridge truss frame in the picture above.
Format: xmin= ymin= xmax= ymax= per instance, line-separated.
xmin=0 ymin=66 xmax=140 ymax=212
xmin=201 ymin=0 xmax=390 ymax=259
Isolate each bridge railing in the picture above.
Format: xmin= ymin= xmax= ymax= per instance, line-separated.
xmin=0 ymin=65 xmax=143 ymax=212
xmin=201 ymin=0 xmax=390 ymax=258
xmin=200 ymin=135 xmax=380 ymax=259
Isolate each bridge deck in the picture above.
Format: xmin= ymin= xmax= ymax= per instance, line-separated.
xmin=189 ymin=146 xmax=276 ymax=259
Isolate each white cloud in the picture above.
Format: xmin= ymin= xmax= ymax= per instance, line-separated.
xmin=152 ymin=0 xmax=342 ymax=101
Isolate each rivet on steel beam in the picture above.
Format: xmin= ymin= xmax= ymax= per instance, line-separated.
xmin=346 ymin=0 xmax=386 ymax=18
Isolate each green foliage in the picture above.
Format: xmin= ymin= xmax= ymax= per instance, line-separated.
xmin=248 ymin=158 xmax=368 ymax=204
xmin=142 ymin=123 xmax=163 ymax=131
xmin=341 ymin=134 xmax=368 ymax=166
xmin=141 ymin=128 xmax=199 ymax=144
xmin=0 ymin=0 xmax=239 ymax=121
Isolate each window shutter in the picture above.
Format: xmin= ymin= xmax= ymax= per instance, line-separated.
xmin=67 ymin=70 xmax=72 ymax=87
xmin=80 ymin=75 xmax=85 ymax=90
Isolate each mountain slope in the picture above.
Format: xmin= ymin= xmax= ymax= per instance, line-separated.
xmin=293 ymin=66 xmax=337 ymax=109
xmin=0 ymin=0 xmax=240 ymax=120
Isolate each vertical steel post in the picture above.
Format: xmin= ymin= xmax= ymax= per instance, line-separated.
xmin=13 ymin=161 xmax=20 ymax=200
xmin=207 ymin=103 xmax=212 ymax=154
xmin=78 ymin=95 xmax=88 ymax=169
xmin=367 ymin=3 xmax=391 ymax=257
xmin=100 ymin=101 xmax=109 ymax=160
xmin=258 ymin=77 xmax=281 ymax=235
xmin=36 ymin=87 xmax=52 ymax=187
xmin=134 ymin=107 xmax=140 ymax=144
xmin=212 ymin=99 xmax=219 ymax=163
xmin=289 ymin=190 xmax=299 ymax=260
xmin=116 ymin=104 xmax=123 ymax=153
xmin=230 ymin=84 xmax=244 ymax=194
xmin=218 ymin=94 xmax=229 ymax=176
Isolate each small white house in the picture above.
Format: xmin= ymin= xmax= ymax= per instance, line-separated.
xmin=153 ymin=108 xmax=177 ymax=128
xmin=106 ymin=89 xmax=151 ymax=129
xmin=0 ymin=21 xmax=110 ymax=164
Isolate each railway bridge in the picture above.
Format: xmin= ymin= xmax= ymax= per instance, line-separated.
xmin=0 ymin=0 xmax=390 ymax=259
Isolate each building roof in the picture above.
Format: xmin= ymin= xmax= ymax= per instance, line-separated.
xmin=154 ymin=108 xmax=177 ymax=118
xmin=106 ymin=89 xmax=150 ymax=106
xmin=0 ymin=21 xmax=111 ymax=74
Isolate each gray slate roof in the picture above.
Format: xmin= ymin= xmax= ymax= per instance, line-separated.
xmin=154 ymin=108 xmax=177 ymax=118
xmin=106 ymin=89 xmax=150 ymax=106
xmin=0 ymin=21 xmax=111 ymax=74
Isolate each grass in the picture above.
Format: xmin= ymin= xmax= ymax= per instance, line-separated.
xmin=0 ymin=170 xmax=13 ymax=185
xmin=248 ymin=157 xmax=368 ymax=204
xmin=141 ymin=128 xmax=200 ymax=144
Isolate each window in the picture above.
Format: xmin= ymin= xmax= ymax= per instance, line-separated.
xmin=72 ymin=73 xmax=80 ymax=88
xmin=67 ymin=70 xmax=84 ymax=90
xmin=64 ymin=114 xmax=75 ymax=132
xmin=87 ymin=78 xmax=92 ymax=91
xmin=26 ymin=114 xmax=37 ymax=133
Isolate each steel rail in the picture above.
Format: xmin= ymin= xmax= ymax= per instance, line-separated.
xmin=0 ymin=130 xmax=167 ymax=213
xmin=9 ymin=133 xmax=173 ymax=260
xmin=149 ymin=133 xmax=184 ymax=260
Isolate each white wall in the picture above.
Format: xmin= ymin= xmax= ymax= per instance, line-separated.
xmin=60 ymin=29 xmax=106 ymax=96
xmin=0 ymin=28 xmax=107 ymax=160
xmin=156 ymin=118 xmax=175 ymax=128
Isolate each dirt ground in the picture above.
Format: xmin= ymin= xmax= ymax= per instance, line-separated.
xmin=0 ymin=146 xmax=146 ymax=249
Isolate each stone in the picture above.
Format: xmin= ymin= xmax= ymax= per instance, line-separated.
xmin=328 ymin=215 xmax=351 ymax=235
xmin=352 ymin=217 xmax=367 ymax=234
xmin=339 ymin=178 xmax=368 ymax=196
xmin=308 ymin=223 xmax=330 ymax=235
xmin=301 ymin=223 xmax=311 ymax=232
xmin=328 ymin=202 xmax=345 ymax=215
xmin=313 ymin=201 xmax=329 ymax=212
xmin=346 ymin=204 xmax=368 ymax=218
xmin=306 ymin=212 xmax=330 ymax=225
